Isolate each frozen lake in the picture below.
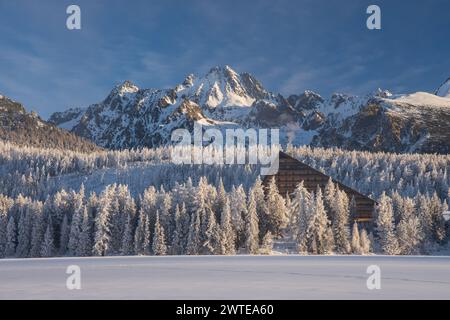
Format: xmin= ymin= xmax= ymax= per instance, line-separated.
xmin=0 ymin=255 xmax=449 ymax=299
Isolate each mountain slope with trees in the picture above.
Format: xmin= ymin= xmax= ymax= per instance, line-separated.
xmin=0 ymin=95 xmax=101 ymax=153
xmin=0 ymin=141 xmax=449 ymax=258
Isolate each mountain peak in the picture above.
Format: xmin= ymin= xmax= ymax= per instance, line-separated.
xmin=435 ymin=77 xmax=450 ymax=98
xmin=207 ymin=65 xmax=237 ymax=75
xmin=371 ymin=88 xmax=393 ymax=98
xmin=0 ymin=95 xmax=26 ymax=113
xmin=115 ymin=80 xmax=139 ymax=95
xmin=223 ymin=64 xmax=236 ymax=72
xmin=287 ymin=90 xmax=324 ymax=111
xmin=182 ymin=74 xmax=195 ymax=87
xmin=173 ymin=65 xmax=269 ymax=112
xmin=303 ymin=90 xmax=323 ymax=98
xmin=103 ymin=80 xmax=140 ymax=104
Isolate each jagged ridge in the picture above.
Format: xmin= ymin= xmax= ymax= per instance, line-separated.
xmin=48 ymin=67 xmax=450 ymax=154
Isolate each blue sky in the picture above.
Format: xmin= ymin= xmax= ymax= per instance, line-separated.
xmin=0 ymin=0 xmax=449 ymax=118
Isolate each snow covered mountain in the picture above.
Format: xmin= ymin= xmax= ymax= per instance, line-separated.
xmin=175 ymin=66 xmax=270 ymax=119
xmin=48 ymin=66 xmax=296 ymax=149
xmin=49 ymin=68 xmax=450 ymax=154
xmin=0 ymin=95 xmax=101 ymax=152
xmin=312 ymin=91 xmax=450 ymax=153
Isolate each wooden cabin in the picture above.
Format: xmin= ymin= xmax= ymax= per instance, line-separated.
xmin=262 ymin=151 xmax=376 ymax=225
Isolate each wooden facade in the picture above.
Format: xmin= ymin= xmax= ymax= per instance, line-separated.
xmin=263 ymin=151 xmax=376 ymax=224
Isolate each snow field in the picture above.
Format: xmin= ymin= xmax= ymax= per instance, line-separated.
xmin=1 ymin=255 xmax=449 ymax=300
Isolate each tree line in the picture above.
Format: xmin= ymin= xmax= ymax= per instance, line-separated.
xmin=0 ymin=177 xmax=448 ymax=258
xmin=1 ymin=141 xmax=450 ymax=209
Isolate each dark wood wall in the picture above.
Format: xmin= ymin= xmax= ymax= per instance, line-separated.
xmin=263 ymin=152 xmax=375 ymax=224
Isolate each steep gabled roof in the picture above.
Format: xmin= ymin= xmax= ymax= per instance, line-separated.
xmin=277 ymin=151 xmax=376 ymax=204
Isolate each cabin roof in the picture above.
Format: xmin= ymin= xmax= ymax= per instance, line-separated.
xmin=265 ymin=151 xmax=376 ymax=204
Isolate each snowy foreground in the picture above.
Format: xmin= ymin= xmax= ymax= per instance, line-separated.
xmin=0 ymin=255 xmax=449 ymax=300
